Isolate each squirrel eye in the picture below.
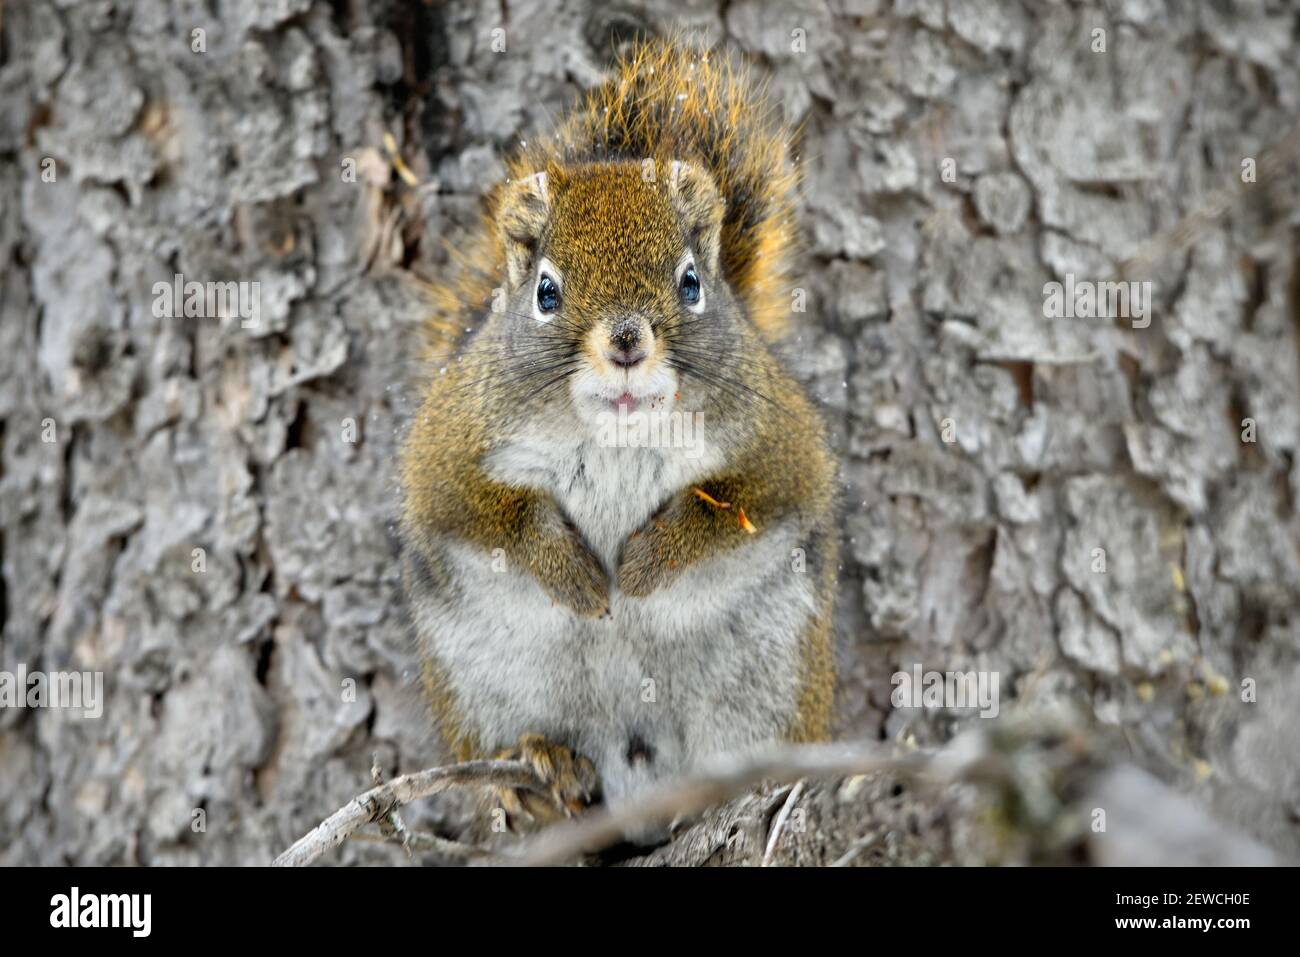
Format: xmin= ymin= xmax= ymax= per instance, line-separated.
xmin=679 ymin=266 xmax=701 ymax=305
xmin=537 ymin=275 xmax=560 ymax=312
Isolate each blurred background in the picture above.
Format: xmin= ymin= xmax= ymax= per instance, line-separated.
xmin=1 ymin=0 xmax=1297 ymax=865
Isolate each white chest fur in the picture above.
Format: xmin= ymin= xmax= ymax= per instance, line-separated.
xmin=420 ymin=426 xmax=816 ymax=808
xmin=484 ymin=417 xmax=726 ymax=568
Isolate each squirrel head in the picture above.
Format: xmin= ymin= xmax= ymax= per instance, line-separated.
xmin=490 ymin=158 xmax=750 ymax=427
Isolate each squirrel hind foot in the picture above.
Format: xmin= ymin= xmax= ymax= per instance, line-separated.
xmin=491 ymin=733 xmax=601 ymax=833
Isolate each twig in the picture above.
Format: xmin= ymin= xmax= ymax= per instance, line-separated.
xmin=829 ymin=831 xmax=884 ymax=867
xmin=347 ymin=830 xmax=506 ymax=864
xmin=370 ymin=755 xmax=412 ymax=857
xmin=273 ymin=759 xmax=543 ymax=867
xmin=762 ymin=779 xmax=805 ymax=866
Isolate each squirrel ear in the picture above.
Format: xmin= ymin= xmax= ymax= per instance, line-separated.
xmin=667 ymin=161 xmax=724 ymax=275
xmin=497 ymin=168 xmax=554 ymax=287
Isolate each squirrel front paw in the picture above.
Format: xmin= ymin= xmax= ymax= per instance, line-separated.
xmin=534 ymin=525 xmax=610 ymax=618
xmin=492 ymin=733 xmax=599 ymax=831
xmin=616 ymin=520 xmax=679 ymax=598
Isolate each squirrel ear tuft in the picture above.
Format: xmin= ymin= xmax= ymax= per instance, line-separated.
xmin=497 ymin=168 xmax=555 ymax=287
xmin=667 ymin=161 xmax=724 ymax=276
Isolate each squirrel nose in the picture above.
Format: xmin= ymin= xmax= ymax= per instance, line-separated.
xmin=608 ymin=319 xmax=647 ymax=368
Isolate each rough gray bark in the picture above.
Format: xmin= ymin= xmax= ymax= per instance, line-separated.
xmin=1 ymin=0 xmax=1298 ymax=865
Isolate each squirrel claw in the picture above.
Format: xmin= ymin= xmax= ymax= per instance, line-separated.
xmin=492 ymin=734 xmax=599 ymax=832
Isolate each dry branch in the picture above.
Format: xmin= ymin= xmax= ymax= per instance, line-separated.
xmin=272 ymin=734 xmax=1012 ymax=867
xmin=505 ymin=740 xmax=951 ymax=866
xmin=273 ymin=740 xmax=964 ymax=867
xmin=272 ymin=759 xmax=543 ymax=867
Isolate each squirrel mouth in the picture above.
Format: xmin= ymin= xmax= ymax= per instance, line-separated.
xmin=612 ymin=392 xmax=638 ymax=412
